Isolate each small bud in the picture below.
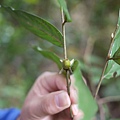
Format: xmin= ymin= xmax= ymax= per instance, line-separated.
xmin=63 ymin=59 xmax=70 ymax=70
xmin=111 ymin=33 xmax=114 ymax=38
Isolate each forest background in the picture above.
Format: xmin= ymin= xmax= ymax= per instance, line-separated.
xmin=0 ymin=0 xmax=120 ymax=119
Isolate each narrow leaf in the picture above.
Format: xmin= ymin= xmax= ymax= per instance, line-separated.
xmin=58 ymin=0 xmax=72 ymax=22
xmin=104 ymin=10 xmax=120 ymax=79
xmin=34 ymin=46 xmax=62 ymax=69
xmin=73 ymin=61 xmax=98 ymax=120
xmin=1 ymin=6 xmax=63 ymax=47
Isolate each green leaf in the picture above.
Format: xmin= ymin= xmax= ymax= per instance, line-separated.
xmin=112 ymin=47 xmax=120 ymax=65
xmin=73 ymin=61 xmax=98 ymax=120
xmin=58 ymin=0 xmax=72 ymax=22
xmin=33 ymin=46 xmax=62 ymax=69
xmin=104 ymin=61 xmax=120 ymax=79
xmin=71 ymin=59 xmax=79 ymax=72
xmin=1 ymin=6 xmax=63 ymax=47
xmin=104 ymin=10 xmax=120 ymax=79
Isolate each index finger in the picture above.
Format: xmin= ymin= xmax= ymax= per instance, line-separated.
xmin=35 ymin=72 xmax=78 ymax=103
xmin=37 ymin=72 xmax=67 ymax=92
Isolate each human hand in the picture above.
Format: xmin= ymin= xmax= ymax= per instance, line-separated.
xmin=18 ymin=72 xmax=83 ymax=120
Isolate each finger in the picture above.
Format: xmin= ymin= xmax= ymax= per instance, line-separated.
xmin=36 ymin=72 xmax=67 ymax=92
xmin=32 ymin=91 xmax=71 ymax=117
xmin=71 ymin=104 xmax=79 ymax=116
xmin=70 ymin=86 xmax=78 ymax=104
xmin=70 ymin=104 xmax=84 ymax=120
xmin=39 ymin=72 xmax=78 ymax=104
xmin=73 ymin=110 xmax=84 ymax=120
xmin=53 ymin=104 xmax=83 ymax=120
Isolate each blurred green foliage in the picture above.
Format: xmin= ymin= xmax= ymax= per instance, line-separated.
xmin=0 ymin=0 xmax=120 ymax=119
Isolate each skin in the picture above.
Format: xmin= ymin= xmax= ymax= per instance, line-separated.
xmin=17 ymin=72 xmax=83 ymax=120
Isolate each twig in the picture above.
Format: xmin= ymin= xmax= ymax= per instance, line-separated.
xmin=97 ymin=95 xmax=120 ymax=120
xmin=66 ymin=70 xmax=70 ymax=96
xmin=94 ymin=29 xmax=117 ymax=99
xmin=108 ymin=56 xmax=120 ymax=60
xmin=61 ymin=8 xmax=73 ymax=119
xmin=61 ymin=8 xmax=71 ymax=97
xmin=94 ymin=60 xmax=108 ymax=99
xmin=99 ymin=96 xmax=120 ymax=104
xmin=95 ymin=24 xmax=119 ymax=99
xmin=97 ymin=100 xmax=105 ymax=120
xmin=61 ymin=8 xmax=67 ymax=59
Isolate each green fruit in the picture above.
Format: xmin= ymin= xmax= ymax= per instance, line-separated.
xmin=63 ymin=59 xmax=70 ymax=70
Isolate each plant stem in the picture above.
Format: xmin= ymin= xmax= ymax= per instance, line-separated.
xmin=61 ymin=8 xmax=73 ymax=119
xmin=61 ymin=8 xmax=67 ymax=59
xmin=108 ymin=56 xmax=120 ymax=60
xmin=94 ymin=32 xmax=116 ymax=99
xmin=66 ymin=70 xmax=74 ymax=119
xmin=94 ymin=61 xmax=108 ymax=99
xmin=66 ymin=70 xmax=71 ymax=96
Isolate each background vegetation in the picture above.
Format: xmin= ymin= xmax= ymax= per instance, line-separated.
xmin=0 ymin=0 xmax=120 ymax=119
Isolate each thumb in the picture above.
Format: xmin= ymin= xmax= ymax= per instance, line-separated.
xmin=33 ymin=91 xmax=71 ymax=117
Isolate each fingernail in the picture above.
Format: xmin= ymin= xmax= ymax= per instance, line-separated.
xmin=55 ymin=92 xmax=70 ymax=108
xmin=72 ymin=104 xmax=78 ymax=116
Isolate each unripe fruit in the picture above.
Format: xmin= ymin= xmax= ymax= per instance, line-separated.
xmin=63 ymin=59 xmax=70 ymax=70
